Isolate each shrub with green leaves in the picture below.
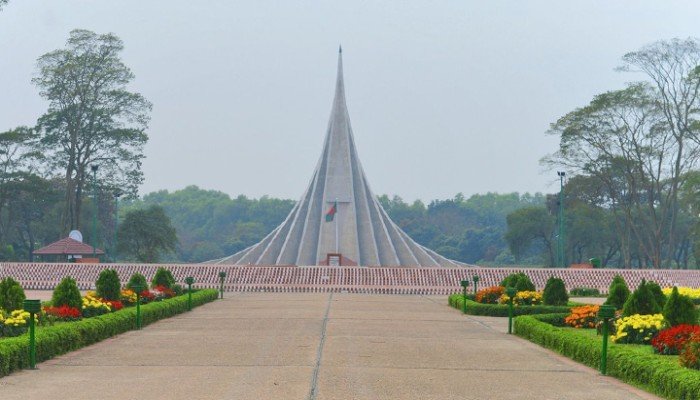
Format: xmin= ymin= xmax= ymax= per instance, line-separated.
xmin=569 ymin=287 xmax=600 ymax=297
xmin=95 ymin=269 xmax=121 ymax=301
xmin=622 ymin=279 xmax=661 ymax=316
xmin=646 ymin=280 xmax=666 ymax=309
xmin=663 ymin=286 xmax=697 ymax=326
xmin=542 ymin=276 xmax=568 ymax=306
xmin=51 ymin=277 xmax=82 ymax=309
xmin=605 ymin=275 xmax=630 ymax=309
xmin=151 ymin=267 xmax=175 ymax=289
xmin=0 ymin=277 xmax=25 ymax=311
xmin=127 ymin=273 xmax=148 ymax=292
xmin=500 ymin=272 xmax=535 ymax=292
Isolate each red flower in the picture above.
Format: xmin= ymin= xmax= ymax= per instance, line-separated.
xmin=651 ymin=324 xmax=700 ymax=355
xmin=43 ymin=305 xmax=81 ymax=320
xmin=106 ymin=300 xmax=123 ymax=311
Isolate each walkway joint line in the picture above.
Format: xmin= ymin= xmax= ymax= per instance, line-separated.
xmin=308 ymin=292 xmax=333 ymax=400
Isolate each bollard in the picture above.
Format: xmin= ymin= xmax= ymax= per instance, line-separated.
xmin=185 ymin=277 xmax=194 ymax=311
xmin=506 ymin=286 xmax=517 ymax=334
xmin=472 ymin=275 xmax=480 ymax=295
xmin=23 ymin=299 xmax=41 ymax=369
xmin=132 ymin=283 xmax=144 ymax=330
xmin=460 ymin=280 xmax=469 ymax=314
xmin=218 ymin=271 xmax=226 ymax=299
xmin=598 ymin=305 xmax=616 ymax=375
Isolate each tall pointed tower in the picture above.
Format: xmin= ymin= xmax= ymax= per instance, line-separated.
xmin=212 ymin=49 xmax=462 ymax=267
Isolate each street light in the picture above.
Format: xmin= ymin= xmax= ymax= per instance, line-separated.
xmin=91 ymin=165 xmax=99 ymax=259
xmin=557 ymin=171 xmax=566 ymax=268
xmin=113 ymin=190 xmax=122 ymax=262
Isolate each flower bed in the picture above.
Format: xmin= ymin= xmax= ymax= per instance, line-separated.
xmin=0 ymin=289 xmax=218 ymax=378
xmin=448 ymin=293 xmax=571 ymax=317
xmin=514 ymin=314 xmax=700 ymax=399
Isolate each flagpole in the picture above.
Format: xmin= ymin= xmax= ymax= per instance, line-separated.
xmin=335 ymin=197 xmax=339 ymax=253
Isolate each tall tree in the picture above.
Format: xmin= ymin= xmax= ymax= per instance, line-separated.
xmin=33 ymin=29 xmax=151 ymax=233
xmin=117 ymin=205 xmax=177 ymax=263
xmin=619 ymin=38 xmax=700 ymax=266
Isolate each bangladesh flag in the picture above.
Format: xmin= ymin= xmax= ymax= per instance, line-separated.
xmin=325 ymin=201 xmax=337 ymax=222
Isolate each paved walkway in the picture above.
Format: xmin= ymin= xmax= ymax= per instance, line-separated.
xmin=0 ymin=293 xmax=657 ymax=399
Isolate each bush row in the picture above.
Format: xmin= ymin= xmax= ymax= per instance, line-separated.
xmin=448 ymin=294 xmax=571 ymax=317
xmin=0 ymin=289 xmax=218 ymax=378
xmin=514 ymin=313 xmax=700 ymax=399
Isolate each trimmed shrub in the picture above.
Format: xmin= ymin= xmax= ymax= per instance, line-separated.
xmin=95 ymin=269 xmax=121 ymax=301
xmin=605 ymin=275 xmax=630 ymax=310
xmin=448 ymin=295 xmax=570 ymax=316
xmin=0 ymin=277 xmax=25 ymax=311
xmin=646 ymin=280 xmax=666 ymax=309
xmin=569 ymin=287 xmax=600 ymax=297
xmin=51 ymin=277 xmax=82 ymax=309
xmin=651 ymin=324 xmax=700 ymax=355
xmin=663 ymin=286 xmax=697 ymax=327
xmin=126 ymin=273 xmax=148 ymax=292
xmin=622 ymin=279 xmax=661 ymax=316
xmin=543 ymin=276 xmax=568 ymax=306
xmin=515 ymin=314 xmax=700 ymax=399
xmin=0 ymin=289 xmax=218 ymax=378
xmin=500 ymin=272 xmax=535 ymax=292
xmin=151 ymin=267 xmax=175 ymax=289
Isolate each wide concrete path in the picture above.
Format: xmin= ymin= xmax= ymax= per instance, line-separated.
xmin=0 ymin=293 xmax=657 ymax=400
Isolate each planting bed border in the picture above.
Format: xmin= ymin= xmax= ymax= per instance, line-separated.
xmin=0 ymin=289 xmax=218 ymax=378
xmin=514 ymin=313 xmax=700 ymax=399
xmin=448 ymin=294 xmax=571 ymax=316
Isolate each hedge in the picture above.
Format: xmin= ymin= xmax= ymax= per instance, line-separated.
xmin=448 ymin=293 xmax=571 ymax=317
xmin=0 ymin=289 xmax=218 ymax=378
xmin=514 ymin=314 xmax=700 ymax=399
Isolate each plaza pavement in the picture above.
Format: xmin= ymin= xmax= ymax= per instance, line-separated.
xmin=0 ymin=293 xmax=658 ymax=400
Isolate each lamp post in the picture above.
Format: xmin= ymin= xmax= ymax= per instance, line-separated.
xmin=23 ymin=299 xmax=41 ymax=369
xmin=132 ymin=283 xmax=144 ymax=329
xmin=557 ymin=171 xmax=566 ymax=268
xmin=472 ymin=275 xmax=480 ymax=295
xmin=506 ymin=286 xmax=517 ymax=334
xmin=218 ymin=271 xmax=226 ymax=299
xmin=113 ymin=191 xmax=122 ymax=262
xmin=91 ymin=164 xmax=99 ymax=259
xmin=598 ymin=305 xmax=616 ymax=375
xmin=185 ymin=277 xmax=194 ymax=311
xmin=460 ymin=280 xmax=469 ymax=314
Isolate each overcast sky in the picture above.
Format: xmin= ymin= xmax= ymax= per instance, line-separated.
xmin=1 ymin=1 xmax=699 ymax=203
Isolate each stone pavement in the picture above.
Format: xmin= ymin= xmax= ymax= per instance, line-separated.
xmin=0 ymin=293 xmax=658 ymax=400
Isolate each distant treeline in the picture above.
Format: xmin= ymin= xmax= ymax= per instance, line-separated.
xmin=123 ymin=186 xmax=544 ymax=264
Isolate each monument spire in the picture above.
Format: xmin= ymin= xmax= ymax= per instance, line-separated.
xmin=210 ymin=51 xmax=463 ymax=267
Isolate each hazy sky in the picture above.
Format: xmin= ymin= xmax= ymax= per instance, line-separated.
xmin=1 ymin=1 xmax=699 ymax=203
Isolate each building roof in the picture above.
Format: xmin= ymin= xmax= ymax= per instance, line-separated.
xmin=208 ymin=49 xmax=464 ymax=267
xmin=33 ymin=237 xmax=104 ymax=256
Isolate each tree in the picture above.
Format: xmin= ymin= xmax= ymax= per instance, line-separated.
xmin=605 ymin=275 xmax=630 ymax=309
xmin=504 ymin=207 xmax=555 ymax=265
xmin=663 ymin=287 xmax=697 ymax=326
xmin=33 ymin=29 xmax=151 ymax=233
xmin=542 ymin=276 xmax=569 ymax=306
xmin=95 ymin=269 xmax=121 ymax=301
xmin=623 ymin=279 xmax=662 ymax=316
xmin=545 ymin=38 xmax=700 ymax=268
xmin=0 ymin=277 xmax=25 ymax=311
xmin=52 ymin=276 xmax=82 ymax=309
xmin=117 ymin=205 xmax=177 ymax=263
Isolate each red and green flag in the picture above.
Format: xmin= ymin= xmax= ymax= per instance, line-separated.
xmin=325 ymin=201 xmax=337 ymax=222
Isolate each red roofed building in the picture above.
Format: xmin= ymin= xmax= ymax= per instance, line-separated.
xmin=33 ymin=237 xmax=104 ymax=262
